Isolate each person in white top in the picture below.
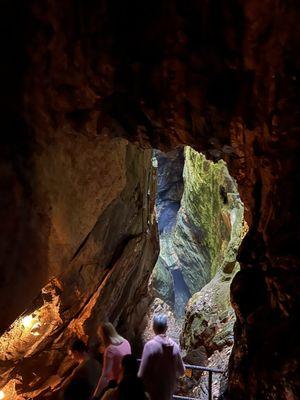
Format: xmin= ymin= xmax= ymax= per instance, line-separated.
xmin=138 ymin=314 xmax=185 ymax=400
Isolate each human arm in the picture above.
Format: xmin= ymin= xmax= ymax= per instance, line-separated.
xmin=62 ymin=362 xmax=86 ymax=400
xmin=93 ymin=349 xmax=113 ymax=398
xmin=138 ymin=342 xmax=152 ymax=380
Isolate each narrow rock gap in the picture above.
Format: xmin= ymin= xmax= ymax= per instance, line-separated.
xmin=143 ymin=146 xmax=246 ymax=399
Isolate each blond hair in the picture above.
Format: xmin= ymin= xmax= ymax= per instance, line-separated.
xmin=99 ymin=322 xmax=125 ymax=347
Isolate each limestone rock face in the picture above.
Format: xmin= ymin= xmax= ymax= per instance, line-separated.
xmin=150 ymin=257 xmax=175 ymax=307
xmin=1 ymin=1 xmax=300 ymax=399
xmin=182 ymin=270 xmax=237 ymax=356
xmin=149 ymin=149 xmax=183 ymax=307
xmin=151 ymin=148 xmax=242 ymax=319
xmin=155 ymin=149 xmax=184 ymax=235
xmin=0 ymin=134 xmax=158 ymax=398
xmin=174 ymin=148 xmax=243 ymax=295
xmin=180 ymin=271 xmax=238 ymax=399
xmin=180 ymin=153 xmax=245 ymax=397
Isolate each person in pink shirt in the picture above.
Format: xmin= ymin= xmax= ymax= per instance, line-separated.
xmin=93 ymin=322 xmax=131 ymax=399
xmin=138 ymin=314 xmax=185 ymax=400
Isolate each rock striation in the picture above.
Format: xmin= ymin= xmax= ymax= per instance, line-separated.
xmin=179 ymin=148 xmax=245 ymax=398
xmin=149 ymin=149 xmax=184 ymax=309
xmin=151 ymin=147 xmax=244 ymax=320
xmin=175 ymin=148 xmax=243 ymax=293
xmin=0 ymin=135 xmax=158 ymax=398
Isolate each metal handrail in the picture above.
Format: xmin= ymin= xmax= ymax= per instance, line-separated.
xmin=138 ymin=359 xmax=224 ymax=400
xmin=183 ymin=363 xmax=224 ymax=374
xmin=175 ymin=362 xmax=224 ymax=400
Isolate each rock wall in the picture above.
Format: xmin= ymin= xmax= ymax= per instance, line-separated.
xmin=150 ymin=149 xmax=184 ymax=308
xmin=179 ymin=147 xmax=245 ymax=398
xmin=1 ymin=1 xmax=299 ymax=399
xmin=0 ymin=132 xmax=158 ymax=398
xmin=181 ymin=150 xmax=245 ymax=350
xmin=151 ymin=147 xmax=243 ymax=320
xmin=175 ymin=148 xmax=243 ymax=293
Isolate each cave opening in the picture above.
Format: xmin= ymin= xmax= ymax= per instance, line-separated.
xmin=0 ymin=139 xmax=247 ymax=400
xmin=143 ymin=146 xmax=247 ymax=398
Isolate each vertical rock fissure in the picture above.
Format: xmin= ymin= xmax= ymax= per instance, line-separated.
xmin=149 ymin=149 xmax=185 ymax=317
xmin=146 ymin=146 xmax=246 ymax=399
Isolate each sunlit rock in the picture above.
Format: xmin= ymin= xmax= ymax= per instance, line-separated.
xmin=0 ymin=140 xmax=158 ymax=398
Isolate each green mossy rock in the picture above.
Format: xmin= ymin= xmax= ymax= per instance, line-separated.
xmin=174 ymin=147 xmax=244 ymax=294
xmin=151 ymin=147 xmax=245 ymax=331
xmin=150 ymin=256 xmax=174 ymax=307
xmin=179 ymin=148 xmax=245 ymax=366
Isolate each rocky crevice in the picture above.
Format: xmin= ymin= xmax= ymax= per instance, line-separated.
xmin=150 ymin=149 xmax=184 ymax=311
xmin=148 ymin=146 xmax=245 ymax=398
xmin=151 ymin=147 xmax=244 ymax=313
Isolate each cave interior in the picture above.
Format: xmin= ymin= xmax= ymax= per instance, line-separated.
xmin=0 ymin=1 xmax=300 ymax=400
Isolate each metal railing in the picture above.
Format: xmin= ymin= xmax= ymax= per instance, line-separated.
xmin=174 ymin=363 xmax=224 ymax=400
xmin=138 ymin=359 xmax=224 ymax=400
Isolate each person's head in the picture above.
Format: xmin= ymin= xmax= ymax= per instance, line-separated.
xmin=153 ymin=314 xmax=168 ymax=335
xmin=119 ymin=356 xmax=146 ymax=399
xmin=121 ymin=354 xmax=139 ymax=378
xmin=69 ymin=339 xmax=88 ymax=363
xmin=98 ymin=322 xmax=124 ymax=347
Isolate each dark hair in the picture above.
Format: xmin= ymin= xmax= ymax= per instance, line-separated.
xmin=122 ymin=354 xmax=139 ymax=376
xmin=153 ymin=314 xmax=168 ymax=334
xmin=119 ymin=355 xmax=146 ymax=400
xmin=64 ymin=379 xmax=91 ymax=400
xmin=70 ymin=339 xmax=88 ymax=353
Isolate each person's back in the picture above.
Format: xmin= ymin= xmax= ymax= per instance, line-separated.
xmin=74 ymin=356 xmax=101 ymax=393
xmin=94 ymin=322 xmax=132 ymax=398
xmin=64 ymin=339 xmax=100 ymax=400
xmin=138 ymin=315 xmax=185 ymax=400
xmin=118 ymin=376 xmax=147 ymax=400
xmin=101 ymin=355 xmax=148 ymax=400
xmin=105 ymin=339 xmax=131 ymax=383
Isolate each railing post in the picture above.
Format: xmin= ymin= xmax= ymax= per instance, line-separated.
xmin=139 ymin=358 xmax=223 ymax=400
xmin=208 ymin=371 xmax=213 ymax=400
